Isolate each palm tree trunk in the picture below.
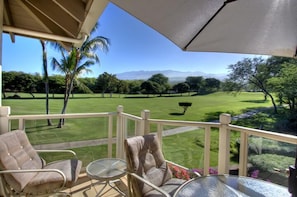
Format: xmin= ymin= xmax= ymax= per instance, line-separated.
xmin=57 ymin=75 xmax=75 ymax=128
xmin=40 ymin=40 xmax=52 ymax=126
xmin=45 ymin=81 xmax=52 ymax=126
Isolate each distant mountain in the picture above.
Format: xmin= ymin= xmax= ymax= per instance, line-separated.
xmin=115 ymin=70 xmax=227 ymax=82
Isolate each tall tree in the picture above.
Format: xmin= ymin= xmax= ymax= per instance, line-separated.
xmin=2 ymin=71 xmax=15 ymax=98
xmin=127 ymin=80 xmax=143 ymax=94
xmin=95 ymin=72 xmax=118 ymax=97
xmin=148 ymin=73 xmax=169 ymax=96
xmin=268 ymin=63 xmax=297 ymax=112
xmin=173 ymin=82 xmax=190 ymax=96
xmin=48 ymin=75 xmax=65 ymax=96
xmin=185 ymin=76 xmax=204 ymax=93
xmin=51 ymin=33 xmax=109 ymax=127
xmin=40 ymin=40 xmax=52 ymax=126
xmin=227 ymin=57 xmax=278 ymax=113
xmin=204 ymin=78 xmax=221 ymax=93
xmin=141 ymin=81 xmax=161 ymax=97
xmin=116 ymin=80 xmax=129 ymax=97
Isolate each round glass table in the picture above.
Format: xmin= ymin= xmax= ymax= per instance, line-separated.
xmin=173 ymin=175 xmax=290 ymax=197
xmin=86 ymin=158 xmax=126 ymax=196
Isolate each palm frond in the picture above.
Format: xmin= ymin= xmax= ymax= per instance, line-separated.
xmin=75 ymin=79 xmax=93 ymax=94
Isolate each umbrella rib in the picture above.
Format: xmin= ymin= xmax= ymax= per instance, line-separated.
xmin=183 ymin=0 xmax=237 ymax=51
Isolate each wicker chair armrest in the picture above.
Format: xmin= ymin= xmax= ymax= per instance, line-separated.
xmin=0 ymin=168 xmax=67 ymax=188
xmin=36 ymin=149 xmax=77 ymax=158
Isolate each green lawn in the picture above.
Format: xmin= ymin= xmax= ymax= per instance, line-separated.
xmin=2 ymin=92 xmax=273 ymax=167
xmin=3 ymin=92 xmax=271 ymax=121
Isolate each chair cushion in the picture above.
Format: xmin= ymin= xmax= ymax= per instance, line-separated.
xmin=125 ymin=135 xmax=173 ymax=194
xmin=24 ymin=159 xmax=82 ymax=194
xmin=144 ymin=178 xmax=186 ymax=197
xmin=0 ymin=130 xmax=43 ymax=192
xmin=0 ymin=130 xmax=82 ymax=195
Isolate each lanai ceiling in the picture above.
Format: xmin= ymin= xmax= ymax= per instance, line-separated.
xmin=2 ymin=0 xmax=108 ymax=49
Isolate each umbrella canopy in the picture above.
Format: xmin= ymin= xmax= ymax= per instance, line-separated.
xmin=110 ymin=0 xmax=297 ymax=57
xmin=2 ymin=0 xmax=108 ymax=49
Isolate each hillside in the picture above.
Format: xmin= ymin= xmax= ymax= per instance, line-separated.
xmin=115 ymin=70 xmax=227 ymax=82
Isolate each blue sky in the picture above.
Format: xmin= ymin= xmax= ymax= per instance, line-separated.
xmin=2 ymin=3 xmax=265 ymax=78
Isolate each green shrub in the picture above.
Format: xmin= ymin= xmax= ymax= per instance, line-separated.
xmin=249 ymin=154 xmax=294 ymax=173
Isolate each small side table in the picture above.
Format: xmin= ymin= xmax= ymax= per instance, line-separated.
xmin=86 ymin=158 xmax=127 ymax=196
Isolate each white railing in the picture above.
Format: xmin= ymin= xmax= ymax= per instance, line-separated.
xmin=0 ymin=106 xmax=119 ymax=159
xmin=229 ymin=124 xmax=297 ymax=176
xmin=145 ymin=118 xmax=220 ymax=176
xmin=1 ymin=105 xmax=297 ymax=179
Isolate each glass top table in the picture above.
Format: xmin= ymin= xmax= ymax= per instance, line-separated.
xmin=173 ymin=175 xmax=290 ymax=197
xmin=86 ymin=158 xmax=127 ymax=196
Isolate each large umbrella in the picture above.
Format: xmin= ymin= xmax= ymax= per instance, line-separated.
xmin=110 ymin=0 xmax=297 ymax=57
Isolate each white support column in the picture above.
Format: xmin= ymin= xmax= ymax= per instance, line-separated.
xmin=0 ymin=0 xmax=3 ymax=106
xmin=204 ymin=126 xmax=211 ymax=175
xmin=0 ymin=0 xmax=9 ymax=138
xmin=218 ymin=113 xmax=231 ymax=174
xmin=116 ymin=105 xmax=124 ymax=159
xmin=108 ymin=115 xmax=113 ymax=158
xmin=239 ymin=132 xmax=249 ymax=176
xmin=0 ymin=106 xmax=10 ymax=134
xmin=157 ymin=123 xmax=163 ymax=148
xmin=141 ymin=110 xmax=150 ymax=135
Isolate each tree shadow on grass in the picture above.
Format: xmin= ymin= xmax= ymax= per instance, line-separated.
xmin=241 ymin=100 xmax=268 ymax=103
xmin=203 ymin=111 xmax=235 ymax=122
xmin=169 ymin=112 xmax=184 ymax=116
xmin=124 ymin=96 xmax=152 ymax=99
xmin=25 ymin=125 xmax=60 ymax=132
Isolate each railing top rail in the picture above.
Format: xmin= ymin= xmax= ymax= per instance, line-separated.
xmin=148 ymin=118 xmax=220 ymax=128
xmin=6 ymin=109 xmax=297 ymax=145
xmin=229 ymin=124 xmax=297 ymax=144
xmin=8 ymin=112 xmax=117 ymax=120
xmin=121 ymin=112 xmax=143 ymax=121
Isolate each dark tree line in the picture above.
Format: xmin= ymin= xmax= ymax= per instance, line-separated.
xmin=2 ymin=71 xmax=222 ymax=98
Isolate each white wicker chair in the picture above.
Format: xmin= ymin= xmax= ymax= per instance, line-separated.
xmin=124 ymin=134 xmax=200 ymax=197
xmin=0 ymin=130 xmax=82 ymax=196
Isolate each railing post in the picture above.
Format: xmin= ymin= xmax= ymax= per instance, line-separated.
xmin=204 ymin=126 xmax=211 ymax=175
xmin=0 ymin=106 xmax=11 ymax=134
xmin=116 ymin=105 xmax=124 ymax=159
xmin=108 ymin=115 xmax=113 ymax=158
xmin=218 ymin=113 xmax=231 ymax=174
xmin=141 ymin=110 xmax=150 ymax=135
xmin=157 ymin=123 xmax=163 ymax=148
xmin=239 ymin=132 xmax=249 ymax=176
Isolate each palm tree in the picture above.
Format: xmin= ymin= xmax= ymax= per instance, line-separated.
xmin=40 ymin=40 xmax=52 ymax=126
xmin=51 ymin=34 xmax=109 ymax=127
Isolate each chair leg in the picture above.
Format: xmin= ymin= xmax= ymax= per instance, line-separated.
xmin=0 ymin=176 xmax=14 ymax=197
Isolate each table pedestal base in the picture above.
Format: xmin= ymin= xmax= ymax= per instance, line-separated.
xmin=91 ymin=179 xmax=126 ymax=197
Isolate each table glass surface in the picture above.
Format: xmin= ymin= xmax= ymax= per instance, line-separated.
xmin=174 ymin=175 xmax=290 ymax=197
xmin=86 ymin=158 xmax=126 ymax=181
